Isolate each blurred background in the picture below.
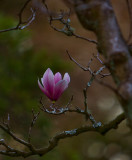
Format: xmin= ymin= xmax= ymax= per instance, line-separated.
xmin=0 ymin=0 xmax=132 ymax=160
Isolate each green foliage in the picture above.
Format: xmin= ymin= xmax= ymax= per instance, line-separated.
xmin=0 ymin=13 xmax=71 ymax=114
xmin=0 ymin=13 xmax=74 ymax=160
xmin=0 ymin=11 xmax=71 ymax=153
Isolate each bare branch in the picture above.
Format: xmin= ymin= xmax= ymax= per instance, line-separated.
xmin=40 ymin=96 xmax=101 ymax=128
xmin=0 ymin=139 xmax=26 ymax=157
xmin=93 ymin=52 xmax=104 ymax=65
xmin=66 ymin=50 xmax=93 ymax=74
xmin=99 ymin=73 xmax=111 ymax=78
xmin=72 ymin=32 xmax=97 ymax=44
xmin=0 ymin=123 xmax=36 ymax=153
xmin=0 ymin=139 xmax=16 ymax=152
xmin=28 ymin=109 xmax=40 ymax=143
xmin=39 ymin=52 xmax=106 ymax=127
xmin=43 ymin=1 xmax=97 ymax=44
xmin=66 ymin=50 xmax=118 ymax=127
xmin=39 ymin=96 xmax=84 ymax=116
xmin=35 ymin=112 xmax=126 ymax=156
xmin=0 ymin=0 xmax=36 ymax=33
xmin=67 ymin=50 xmax=109 ymax=78
xmin=83 ymin=87 xmax=101 ymax=127
xmin=0 ymin=110 xmax=125 ymax=158
xmin=0 ymin=0 xmax=129 ymax=158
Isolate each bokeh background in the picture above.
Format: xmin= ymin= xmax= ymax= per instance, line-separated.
xmin=0 ymin=0 xmax=132 ymax=160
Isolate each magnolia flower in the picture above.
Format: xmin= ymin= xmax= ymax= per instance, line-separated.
xmin=38 ymin=68 xmax=70 ymax=102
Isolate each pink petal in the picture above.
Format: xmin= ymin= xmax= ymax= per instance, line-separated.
xmin=38 ymin=79 xmax=53 ymax=100
xmin=54 ymin=72 xmax=62 ymax=84
xmin=63 ymin=73 xmax=70 ymax=84
xmin=42 ymin=68 xmax=55 ymax=97
xmin=53 ymin=80 xmax=68 ymax=101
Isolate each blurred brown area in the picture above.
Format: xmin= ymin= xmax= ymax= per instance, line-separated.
xmin=0 ymin=0 xmax=132 ymax=160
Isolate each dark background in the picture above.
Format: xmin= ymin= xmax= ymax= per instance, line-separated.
xmin=0 ymin=0 xmax=131 ymax=160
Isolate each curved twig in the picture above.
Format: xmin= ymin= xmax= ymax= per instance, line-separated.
xmin=0 ymin=112 xmax=125 ymax=158
xmin=0 ymin=0 xmax=35 ymax=33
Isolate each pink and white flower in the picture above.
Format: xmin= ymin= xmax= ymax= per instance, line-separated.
xmin=38 ymin=68 xmax=70 ymax=101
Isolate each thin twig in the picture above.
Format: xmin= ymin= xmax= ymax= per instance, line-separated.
xmin=42 ymin=1 xmax=97 ymax=44
xmin=37 ymin=112 xmax=125 ymax=156
xmin=0 ymin=0 xmax=35 ymax=33
xmin=67 ymin=50 xmax=110 ymax=79
xmin=0 ymin=111 xmax=125 ymax=158
xmin=66 ymin=50 xmax=114 ymax=127
xmin=39 ymin=96 xmax=84 ymax=116
xmin=0 ymin=139 xmax=23 ymax=155
xmin=83 ymin=76 xmax=102 ymax=127
xmin=72 ymin=32 xmax=97 ymax=44
xmin=99 ymin=73 xmax=111 ymax=78
xmin=66 ymin=50 xmax=93 ymax=74
xmin=93 ymin=52 xmax=104 ymax=64
xmin=28 ymin=109 xmax=40 ymax=143
xmin=0 ymin=123 xmax=36 ymax=153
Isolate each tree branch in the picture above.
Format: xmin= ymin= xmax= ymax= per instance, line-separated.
xmin=27 ymin=112 xmax=126 ymax=157
xmin=43 ymin=1 xmax=97 ymax=44
xmin=0 ymin=111 xmax=125 ymax=158
xmin=0 ymin=123 xmax=36 ymax=154
xmin=0 ymin=0 xmax=36 ymax=33
xmin=28 ymin=109 xmax=40 ymax=143
xmin=63 ymin=0 xmax=132 ymax=128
